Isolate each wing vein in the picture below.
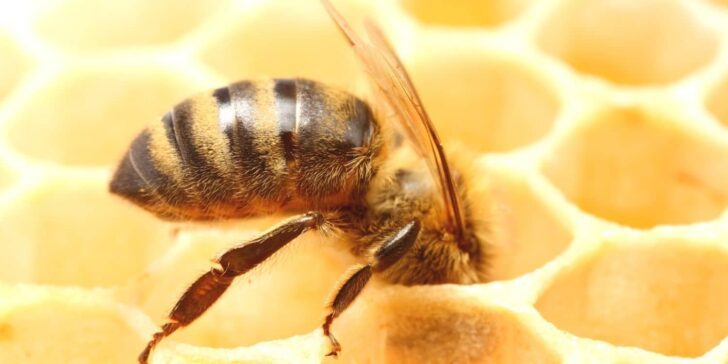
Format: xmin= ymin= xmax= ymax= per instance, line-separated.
xmin=322 ymin=0 xmax=467 ymax=243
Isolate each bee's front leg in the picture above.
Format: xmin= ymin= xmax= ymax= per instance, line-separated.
xmin=323 ymin=220 xmax=421 ymax=357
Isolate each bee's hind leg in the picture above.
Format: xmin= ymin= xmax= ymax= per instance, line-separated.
xmin=138 ymin=211 xmax=327 ymax=364
xmin=323 ymin=220 xmax=421 ymax=357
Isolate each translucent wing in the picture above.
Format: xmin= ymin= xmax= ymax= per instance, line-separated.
xmin=322 ymin=0 xmax=466 ymax=239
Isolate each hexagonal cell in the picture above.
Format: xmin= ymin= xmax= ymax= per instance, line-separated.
xmin=124 ymin=227 xmax=351 ymax=348
xmin=486 ymin=171 xmax=572 ymax=281
xmin=410 ymin=39 xmax=560 ymax=152
xmin=535 ymin=240 xmax=728 ymax=357
xmin=33 ymin=0 xmax=231 ymax=51
xmin=4 ymin=65 xmax=203 ymax=167
xmin=543 ymin=107 xmax=728 ymax=228
xmin=707 ymin=75 xmax=728 ymax=127
xmin=0 ymin=33 xmax=31 ymax=102
xmin=536 ymin=0 xmax=719 ymax=86
xmin=0 ymin=286 xmax=148 ymax=363
xmin=333 ymin=285 xmax=560 ymax=363
xmin=199 ymin=0 xmax=365 ymax=89
xmin=398 ymin=0 xmax=532 ymax=28
xmin=0 ymin=172 xmax=172 ymax=286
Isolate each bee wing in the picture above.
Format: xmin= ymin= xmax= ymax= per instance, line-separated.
xmin=322 ymin=0 xmax=465 ymax=238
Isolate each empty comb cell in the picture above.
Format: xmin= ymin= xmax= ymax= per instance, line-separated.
xmin=0 ymin=0 xmax=726 ymax=362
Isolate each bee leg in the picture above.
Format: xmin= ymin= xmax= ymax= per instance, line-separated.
xmin=139 ymin=211 xmax=326 ymax=364
xmin=323 ymin=220 xmax=421 ymax=357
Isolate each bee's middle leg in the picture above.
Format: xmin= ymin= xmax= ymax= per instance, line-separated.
xmin=323 ymin=220 xmax=421 ymax=357
xmin=138 ymin=211 xmax=326 ymax=364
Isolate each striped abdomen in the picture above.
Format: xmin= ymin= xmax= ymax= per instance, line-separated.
xmin=110 ymin=79 xmax=381 ymax=220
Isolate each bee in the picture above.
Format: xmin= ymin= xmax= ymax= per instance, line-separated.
xmin=110 ymin=1 xmax=488 ymax=363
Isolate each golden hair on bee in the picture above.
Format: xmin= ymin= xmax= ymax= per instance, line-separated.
xmin=111 ymin=2 xmax=491 ymax=363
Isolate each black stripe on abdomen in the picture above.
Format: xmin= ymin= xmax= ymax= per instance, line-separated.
xmin=160 ymin=112 xmax=182 ymax=159
xmin=170 ymin=100 xmax=207 ymax=169
xmin=274 ymin=79 xmax=298 ymax=166
xmin=170 ymin=91 xmax=235 ymax=213
xmin=213 ymin=85 xmax=231 ymax=105
xmin=227 ymin=81 xmax=284 ymax=200
xmin=213 ymin=86 xmax=233 ymax=129
xmin=111 ymin=130 xmax=187 ymax=218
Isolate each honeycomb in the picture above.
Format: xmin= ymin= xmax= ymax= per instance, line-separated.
xmin=1 ymin=0 xmax=728 ymax=362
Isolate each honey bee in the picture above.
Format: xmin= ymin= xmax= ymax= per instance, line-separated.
xmin=111 ymin=1 xmax=488 ymax=363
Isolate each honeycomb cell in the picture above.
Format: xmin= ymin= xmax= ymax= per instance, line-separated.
xmin=536 ymin=0 xmax=719 ymax=86
xmin=543 ymin=107 xmax=728 ymax=228
xmin=125 ymin=227 xmax=350 ymax=348
xmin=199 ymin=0 xmax=363 ymax=89
xmin=398 ymin=0 xmax=531 ymax=28
xmin=708 ymin=76 xmax=728 ymax=127
xmin=0 ymin=286 xmax=147 ymax=364
xmin=33 ymin=0 xmax=230 ymax=51
xmin=0 ymin=33 xmax=31 ymax=102
xmin=487 ymin=171 xmax=572 ymax=281
xmin=333 ymin=285 xmax=560 ymax=363
xmin=4 ymin=65 xmax=203 ymax=167
xmin=535 ymin=240 xmax=728 ymax=357
xmin=0 ymin=172 xmax=172 ymax=286
xmin=5 ymin=0 xmax=728 ymax=362
xmin=410 ymin=39 xmax=559 ymax=152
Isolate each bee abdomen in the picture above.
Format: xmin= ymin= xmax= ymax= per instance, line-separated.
xmin=111 ymin=78 xmax=380 ymax=220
